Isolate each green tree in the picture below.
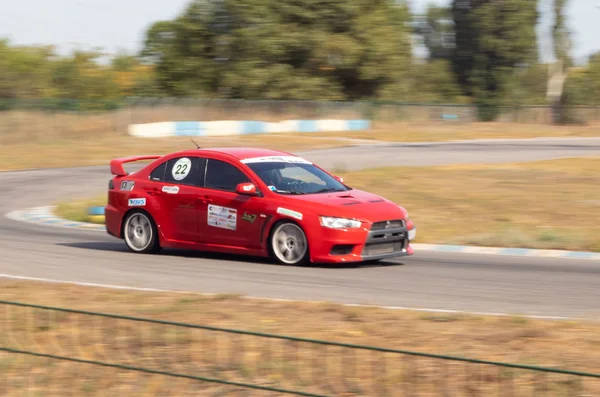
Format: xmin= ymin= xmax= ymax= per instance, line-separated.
xmin=408 ymin=59 xmax=463 ymax=102
xmin=561 ymin=53 xmax=600 ymax=106
xmin=548 ymin=0 xmax=574 ymax=123
xmin=413 ymin=4 xmax=455 ymax=61
xmin=0 ymin=39 xmax=55 ymax=99
xmin=552 ymin=0 xmax=572 ymax=67
xmin=451 ymin=0 xmax=539 ymax=120
xmin=51 ymin=50 xmax=120 ymax=105
xmin=140 ymin=0 xmax=413 ymax=101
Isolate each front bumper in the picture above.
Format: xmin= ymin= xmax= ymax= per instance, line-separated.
xmin=310 ymin=220 xmax=416 ymax=264
xmin=359 ymin=221 xmax=415 ymax=261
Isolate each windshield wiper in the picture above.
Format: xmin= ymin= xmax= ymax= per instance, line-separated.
xmin=275 ymin=189 xmax=306 ymax=195
xmin=313 ymin=188 xmax=344 ymax=194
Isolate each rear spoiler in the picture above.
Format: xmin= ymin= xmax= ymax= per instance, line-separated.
xmin=110 ymin=155 xmax=162 ymax=176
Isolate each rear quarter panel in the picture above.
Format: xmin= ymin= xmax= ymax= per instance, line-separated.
xmin=105 ymin=173 xmax=162 ymax=239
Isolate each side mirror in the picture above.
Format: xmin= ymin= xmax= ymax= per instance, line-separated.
xmin=236 ymin=182 xmax=258 ymax=196
xmin=333 ymin=176 xmax=344 ymax=183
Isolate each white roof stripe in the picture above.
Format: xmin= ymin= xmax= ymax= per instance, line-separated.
xmin=240 ymin=156 xmax=312 ymax=164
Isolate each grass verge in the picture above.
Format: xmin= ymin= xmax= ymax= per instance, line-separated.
xmin=1 ymin=279 xmax=600 ymax=396
xmin=54 ymin=194 xmax=107 ymax=223
xmin=0 ymin=133 xmax=346 ymax=172
xmin=298 ymin=121 xmax=600 ymax=142
xmin=55 ymin=156 xmax=600 ymax=252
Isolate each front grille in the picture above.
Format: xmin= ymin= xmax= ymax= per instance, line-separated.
xmin=362 ymin=241 xmax=405 ymax=257
xmin=361 ymin=219 xmax=408 ymax=259
xmin=371 ymin=219 xmax=405 ymax=231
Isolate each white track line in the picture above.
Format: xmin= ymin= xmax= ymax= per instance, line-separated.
xmin=0 ymin=273 xmax=591 ymax=322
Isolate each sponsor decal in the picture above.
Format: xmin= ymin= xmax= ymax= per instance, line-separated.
xmin=162 ymin=185 xmax=180 ymax=194
xmin=242 ymin=184 xmax=253 ymax=192
xmin=172 ymin=157 xmax=192 ymax=181
xmin=128 ymin=198 xmax=146 ymax=207
xmin=242 ymin=212 xmax=257 ymax=223
xmin=208 ymin=204 xmax=237 ymax=230
xmin=276 ymin=207 xmax=303 ymax=220
xmin=241 ymin=156 xmax=312 ymax=165
xmin=268 ymin=185 xmax=277 ymax=191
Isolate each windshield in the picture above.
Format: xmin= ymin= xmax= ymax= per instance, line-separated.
xmin=244 ymin=160 xmax=349 ymax=195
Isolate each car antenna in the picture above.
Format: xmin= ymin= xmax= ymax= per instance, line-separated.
xmin=191 ymin=139 xmax=201 ymax=149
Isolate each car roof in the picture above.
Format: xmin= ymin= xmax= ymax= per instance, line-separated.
xmin=168 ymin=147 xmax=299 ymax=161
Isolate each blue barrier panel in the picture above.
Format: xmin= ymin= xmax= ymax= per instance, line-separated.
xmin=441 ymin=114 xmax=459 ymax=120
xmin=175 ymin=121 xmax=203 ymax=136
xmin=87 ymin=206 xmax=105 ymax=216
xmin=297 ymin=120 xmax=317 ymax=133
xmin=347 ymin=120 xmax=370 ymax=130
xmin=242 ymin=121 xmax=267 ymax=134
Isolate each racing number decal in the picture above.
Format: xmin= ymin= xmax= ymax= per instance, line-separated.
xmin=175 ymin=163 xmax=188 ymax=175
xmin=172 ymin=157 xmax=192 ymax=181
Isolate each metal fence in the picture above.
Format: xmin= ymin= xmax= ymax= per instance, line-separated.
xmin=1 ymin=300 xmax=599 ymax=396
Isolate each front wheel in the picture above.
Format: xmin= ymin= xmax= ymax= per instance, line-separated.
xmin=123 ymin=210 xmax=161 ymax=254
xmin=270 ymin=222 xmax=309 ymax=266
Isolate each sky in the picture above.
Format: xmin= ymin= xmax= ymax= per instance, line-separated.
xmin=1 ymin=0 xmax=599 ymax=64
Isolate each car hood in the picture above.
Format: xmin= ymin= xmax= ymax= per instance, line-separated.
xmin=283 ymin=188 xmax=407 ymax=223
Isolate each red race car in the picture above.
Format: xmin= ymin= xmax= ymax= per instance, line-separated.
xmin=105 ymin=147 xmax=416 ymax=265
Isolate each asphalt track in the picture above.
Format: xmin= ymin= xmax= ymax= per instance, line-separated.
xmin=2 ymin=138 xmax=600 ymax=320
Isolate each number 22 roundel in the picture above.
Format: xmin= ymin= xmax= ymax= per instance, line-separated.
xmin=172 ymin=158 xmax=192 ymax=181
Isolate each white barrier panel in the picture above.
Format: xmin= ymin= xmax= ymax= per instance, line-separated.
xmin=202 ymin=121 xmax=245 ymax=136
xmin=128 ymin=122 xmax=175 ymax=138
xmin=316 ymin=119 xmax=347 ymax=132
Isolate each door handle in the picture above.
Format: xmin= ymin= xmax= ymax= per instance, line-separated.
xmin=146 ymin=188 xmax=160 ymax=196
xmin=198 ymin=196 xmax=213 ymax=204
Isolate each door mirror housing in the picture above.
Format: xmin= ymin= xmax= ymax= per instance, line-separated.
xmin=236 ymin=182 xmax=258 ymax=196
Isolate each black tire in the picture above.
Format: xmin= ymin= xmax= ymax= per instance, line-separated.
xmin=269 ymin=221 xmax=310 ymax=266
xmin=122 ymin=210 xmax=161 ymax=254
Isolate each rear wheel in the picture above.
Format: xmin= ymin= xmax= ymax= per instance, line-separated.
xmin=123 ymin=211 xmax=160 ymax=254
xmin=270 ymin=222 xmax=309 ymax=266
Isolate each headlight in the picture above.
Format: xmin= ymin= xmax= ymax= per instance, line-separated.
xmin=408 ymin=227 xmax=416 ymax=241
xmin=319 ymin=216 xmax=362 ymax=229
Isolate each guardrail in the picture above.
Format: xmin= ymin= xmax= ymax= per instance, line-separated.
xmin=1 ymin=300 xmax=599 ymax=396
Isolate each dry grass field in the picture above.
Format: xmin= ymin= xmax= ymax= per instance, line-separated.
xmin=1 ymin=279 xmax=599 ymax=396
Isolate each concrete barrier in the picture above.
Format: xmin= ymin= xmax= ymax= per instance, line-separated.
xmin=128 ymin=119 xmax=371 ymax=138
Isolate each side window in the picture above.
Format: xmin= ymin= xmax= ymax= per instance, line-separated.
xmin=162 ymin=156 xmax=202 ymax=185
xmin=149 ymin=161 xmax=167 ymax=181
xmin=205 ymin=159 xmax=251 ymax=192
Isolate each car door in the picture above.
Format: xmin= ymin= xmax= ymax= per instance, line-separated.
xmin=196 ymin=157 xmax=268 ymax=249
xmin=146 ymin=155 xmax=204 ymax=243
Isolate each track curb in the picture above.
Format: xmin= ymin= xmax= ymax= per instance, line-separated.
xmin=5 ymin=206 xmax=106 ymax=231
xmin=5 ymin=205 xmax=600 ymax=260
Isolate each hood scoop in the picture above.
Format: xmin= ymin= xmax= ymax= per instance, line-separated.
xmin=337 ymin=194 xmax=362 ymax=205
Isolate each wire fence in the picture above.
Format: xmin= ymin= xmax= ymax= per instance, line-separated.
xmin=1 ymin=300 xmax=599 ymax=396
xmin=1 ymin=97 xmax=600 ymax=139
xmin=2 ymin=97 xmax=600 ymax=146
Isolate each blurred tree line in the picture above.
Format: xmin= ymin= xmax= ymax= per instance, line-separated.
xmin=1 ymin=0 xmax=599 ymax=121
